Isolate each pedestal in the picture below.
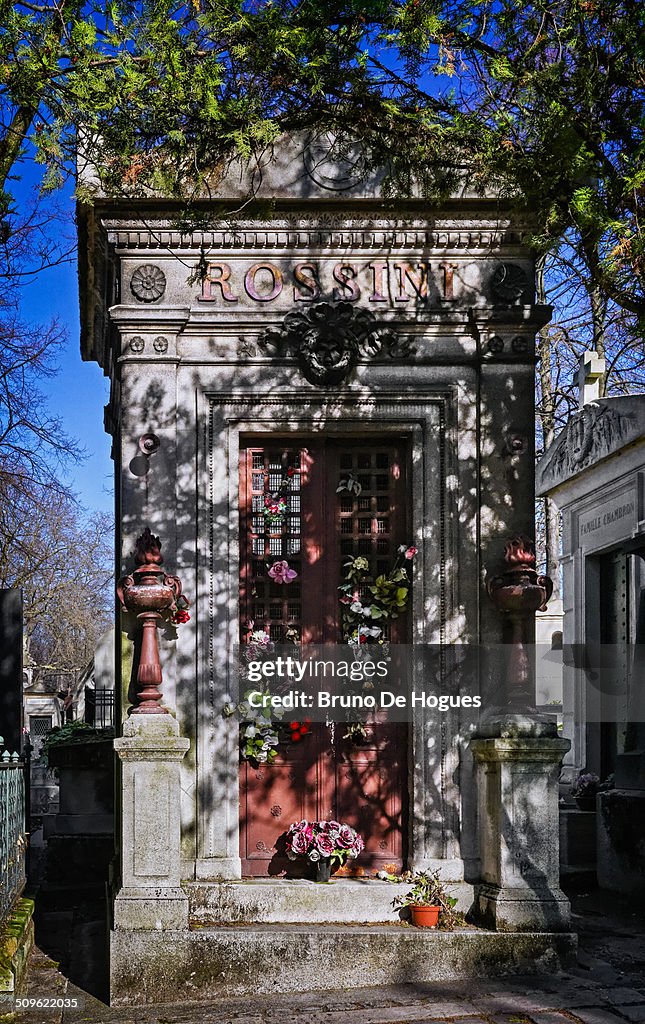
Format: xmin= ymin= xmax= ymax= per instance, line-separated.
xmin=471 ymin=725 xmax=571 ymax=932
xmin=112 ymin=715 xmax=190 ymax=930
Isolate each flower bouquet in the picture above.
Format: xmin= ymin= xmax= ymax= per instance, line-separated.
xmin=286 ymin=819 xmax=365 ymax=882
xmin=571 ymin=771 xmax=600 ymax=811
xmin=263 ymin=494 xmax=288 ymax=525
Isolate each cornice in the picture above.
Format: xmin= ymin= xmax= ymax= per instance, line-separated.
xmin=103 ymin=216 xmax=531 ymax=254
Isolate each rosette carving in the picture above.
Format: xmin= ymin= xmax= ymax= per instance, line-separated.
xmin=130 ymin=264 xmax=166 ymax=303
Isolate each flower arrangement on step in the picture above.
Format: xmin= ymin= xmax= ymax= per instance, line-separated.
xmin=286 ymin=819 xmax=365 ymax=881
xmin=391 ymin=869 xmax=464 ymax=929
xmin=337 ymin=544 xmax=417 ymax=741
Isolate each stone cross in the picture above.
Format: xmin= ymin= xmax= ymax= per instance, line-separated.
xmin=578 ymin=350 xmax=605 ymax=408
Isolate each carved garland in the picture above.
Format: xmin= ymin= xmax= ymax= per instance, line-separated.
xmin=258 ymin=301 xmax=414 ymax=385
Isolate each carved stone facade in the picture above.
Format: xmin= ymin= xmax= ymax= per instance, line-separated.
xmin=536 ymin=399 xmax=640 ymax=491
xmin=259 ymin=301 xmax=411 ymax=384
xmin=78 ymin=138 xmax=569 ymax=1002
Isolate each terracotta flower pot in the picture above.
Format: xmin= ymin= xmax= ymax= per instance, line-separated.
xmin=410 ymin=904 xmax=440 ymax=928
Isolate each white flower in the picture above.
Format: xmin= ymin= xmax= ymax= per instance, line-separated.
xmin=308 ymin=849 xmax=321 ymax=861
xmin=350 ymin=601 xmax=363 ymax=614
xmin=359 ymin=625 xmax=382 ymax=639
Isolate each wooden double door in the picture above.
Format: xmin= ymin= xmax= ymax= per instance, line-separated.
xmin=239 ymin=437 xmax=410 ymax=876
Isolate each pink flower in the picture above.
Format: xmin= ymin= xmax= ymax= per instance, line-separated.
xmin=290 ymin=819 xmax=309 ymax=833
xmin=349 ymin=835 xmax=365 ymax=857
xmin=404 ymin=546 xmax=418 ymax=560
xmin=290 ymin=830 xmax=311 ymax=855
xmin=337 ymin=824 xmax=356 ymax=848
xmin=268 ymin=560 xmax=298 ymax=585
xmin=316 ymin=833 xmax=335 ymax=857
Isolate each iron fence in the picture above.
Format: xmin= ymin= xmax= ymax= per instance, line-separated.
xmin=0 ymin=747 xmax=26 ymax=927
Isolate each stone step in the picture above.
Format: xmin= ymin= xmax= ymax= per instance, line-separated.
xmin=184 ymin=878 xmax=475 ymax=925
xmin=110 ymin=923 xmax=577 ymax=1005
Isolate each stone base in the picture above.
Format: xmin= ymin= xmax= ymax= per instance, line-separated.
xmin=0 ymin=898 xmax=35 ymax=1009
xmin=597 ymin=789 xmax=645 ymax=896
xmin=113 ymin=887 xmax=189 ymax=930
xmin=474 ymin=883 xmax=571 ymax=932
xmin=186 ymin=878 xmax=474 ymax=926
xmin=109 ymin=923 xmax=577 ymax=1005
xmin=194 ymin=857 xmax=243 ymax=881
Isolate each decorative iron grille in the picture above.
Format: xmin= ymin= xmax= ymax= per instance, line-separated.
xmin=0 ymin=747 xmax=26 ymax=926
xmin=85 ymin=687 xmax=115 ymax=729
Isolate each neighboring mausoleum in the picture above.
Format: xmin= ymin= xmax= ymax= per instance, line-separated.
xmin=537 ymin=354 xmax=645 ymax=897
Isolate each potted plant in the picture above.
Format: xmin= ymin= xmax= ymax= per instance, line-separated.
xmin=391 ymin=869 xmax=462 ymax=928
xmin=285 ymin=819 xmax=364 ymax=882
xmin=571 ymin=771 xmax=600 ymax=812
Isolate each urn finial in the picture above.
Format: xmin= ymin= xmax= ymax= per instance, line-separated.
xmin=133 ymin=527 xmax=164 ymax=567
xmin=486 ymin=535 xmax=553 ymax=707
xmin=117 ymin=529 xmax=187 ymax=714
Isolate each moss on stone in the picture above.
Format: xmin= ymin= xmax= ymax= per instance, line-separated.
xmin=0 ymin=899 xmax=35 ymax=1000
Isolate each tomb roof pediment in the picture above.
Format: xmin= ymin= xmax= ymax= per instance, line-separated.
xmin=536 ymin=395 xmax=645 ymax=498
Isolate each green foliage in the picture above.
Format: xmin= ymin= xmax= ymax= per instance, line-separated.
xmin=339 ymin=550 xmax=413 ymax=641
xmin=39 ymin=721 xmax=113 ymax=767
xmin=224 ymin=689 xmax=282 ymax=764
xmin=0 ymin=0 xmax=643 ymax=319
xmin=391 ymin=869 xmax=465 ymax=929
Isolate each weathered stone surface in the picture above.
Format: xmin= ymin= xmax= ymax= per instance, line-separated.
xmin=186 ymin=878 xmax=474 ymax=925
xmin=0 ymin=898 xmax=34 ymax=1007
xmin=597 ymin=790 xmax=645 ymax=897
xmin=559 ymin=808 xmax=597 ymax=877
xmin=569 ymin=1012 xmax=635 ymax=1024
xmin=536 ymin=397 xmax=645 ymax=498
xmin=109 ymin=925 xmax=577 ymax=1005
xmin=471 ymin=736 xmax=571 ymax=932
xmin=113 ymin=715 xmax=190 ymax=932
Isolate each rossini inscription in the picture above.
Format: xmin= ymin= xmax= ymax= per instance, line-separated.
xmin=198 ymin=259 xmax=457 ymax=305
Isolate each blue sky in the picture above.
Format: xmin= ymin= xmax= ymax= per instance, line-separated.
xmin=22 ymin=242 xmax=113 ymax=515
xmin=12 ymin=163 xmax=113 ymax=516
xmin=39 ymin=256 xmax=113 ymax=515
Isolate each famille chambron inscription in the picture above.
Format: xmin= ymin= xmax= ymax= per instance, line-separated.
xmin=579 ymin=495 xmax=636 ymax=546
xmin=199 ymin=259 xmax=458 ymax=305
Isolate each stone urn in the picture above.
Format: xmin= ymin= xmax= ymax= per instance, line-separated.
xmin=117 ymin=528 xmax=186 ymax=713
xmin=486 ymin=536 xmax=553 ymax=707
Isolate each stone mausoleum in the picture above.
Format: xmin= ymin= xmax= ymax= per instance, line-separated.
xmin=537 ymin=362 xmax=645 ymax=897
xmin=79 ymin=137 xmax=574 ymax=1004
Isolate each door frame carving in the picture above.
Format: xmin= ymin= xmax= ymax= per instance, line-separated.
xmin=195 ymin=388 xmax=466 ymax=881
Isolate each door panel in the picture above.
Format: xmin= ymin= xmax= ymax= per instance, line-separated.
xmin=239 ymin=438 xmax=409 ymax=875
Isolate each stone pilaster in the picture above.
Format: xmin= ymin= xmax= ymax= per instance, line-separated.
xmin=113 ymin=715 xmax=190 ymax=930
xmin=471 ymin=729 xmax=571 ymax=932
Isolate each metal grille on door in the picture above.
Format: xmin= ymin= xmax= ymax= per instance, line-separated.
xmin=245 ymin=449 xmax=303 ymax=645
xmin=239 ymin=439 xmax=408 ymax=876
